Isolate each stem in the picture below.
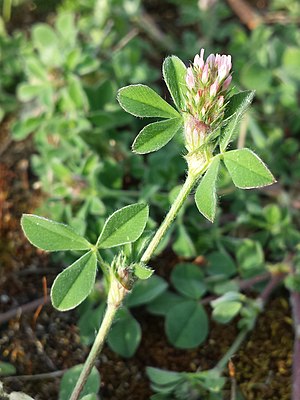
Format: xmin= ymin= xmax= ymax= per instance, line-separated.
xmin=215 ymin=328 xmax=249 ymax=371
xmin=141 ymin=171 xmax=199 ymax=264
xmin=69 ymin=302 xmax=119 ymax=400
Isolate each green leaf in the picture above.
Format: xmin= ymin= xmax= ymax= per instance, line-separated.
xmin=212 ymin=301 xmax=242 ymax=324
xmin=107 ymin=309 xmax=141 ymax=358
xmin=81 ymin=395 xmax=97 ymax=400
xmin=59 ymin=364 xmax=100 ymax=400
xmin=97 ymin=203 xmax=149 ymax=249
xmin=283 ymin=47 xmax=300 ymax=80
xmin=17 ymin=83 xmax=44 ymax=102
xmin=132 ymin=117 xmax=183 ymax=154
xmin=219 ymin=91 xmax=255 ymax=153
xmin=134 ymin=263 xmax=154 ymax=279
xmin=125 ymin=275 xmax=168 ymax=307
xmin=146 ymin=367 xmax=182 ymax=387
xmin=12 ymin=116 xmax=44 ymax=140
xmin=171 ymin=263 xmax=206 ymax=300
xmin=195 ymin=157 xmax=220 ymax=222
xmin=32 ymin=24 xmax=61 ymax=67
xmin=21 ymin=214 xmax=91 ymax=251
xmin=0 ymin=361 xmax=16 ymax=376
xmin=223 ymin=148 xmax=275 ymax=189
xmin=117 ymin=84 xmax=179 ymax=119
xmin=147 ymin=291 xmax=182 ymax=316
xmin=172 ymin=224 xmax=196 ymax=258
xmin=165 ymin=300 xmax=208 ymax=348
xmin=240 ymin=64 xmax=272 ymax=95
xmin=236 ymin=239 xmax=264 ymax=278
xmin=206 ymin=251 xmax=236 ymax=278
xmin=55 ymin=12 xmax=77 ymax=46
xmin=162 ymin=55 xmax=187 ymax=111
xmin=78 ymin=303 xmax=106 ymax=345
xmin=51 ymin=251 xmax=97 ymax=311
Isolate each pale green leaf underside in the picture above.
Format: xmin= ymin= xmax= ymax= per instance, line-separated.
xmin=21 ymin=214 xmax=91 ymax=251
xmin=97 ymin=203 xmax=149 ymax=249
xmin=117 ymin=84 xmax=179 ymax=119
xmin=223 ymin=148 xmax=275 ymax=189
xmin=212 ymin=301 xmax=242 ymax=324
xmin=219 ymin=90 xmax=255 ymax=152
xmin=163 ymin=55 xmax=187 ymax=111
xmin=51 ymin=251 xmax=97 ymax=311
xmin=195 ymin=157 xmax=220 ymax=222
xmin=132 ymin=117 xmax=183 ymax=154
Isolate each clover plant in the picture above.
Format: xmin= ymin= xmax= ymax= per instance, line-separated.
xmin=21 ymin=49 xmax=275 ymax=399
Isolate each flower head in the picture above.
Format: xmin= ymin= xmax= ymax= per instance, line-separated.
xmin=184 ymin=49 xmax=232 ymax=155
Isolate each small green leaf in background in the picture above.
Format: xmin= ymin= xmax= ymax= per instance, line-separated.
xmin=81 ymin=395 xmax=97 ymax=400
xmin=132 ymin=117 xmax=183 ymax=154
xmin=21 ymin=214 xmax=91 ymax=251
xmin=59 ymin=364 xmax=100 ymax=400
xmin=236 ymin=239 xmax=264 ymax=278
xmin=162 ymin=55 xmax=187 ymax=110
xmin=146 ymin=367 xmax=182 ymax=390
xmin=134 ymin=263 xmax=154 ymax=279
xmin=283 ymin=47 xmax=300 ymax=80
xmin=117 ymin=84 xmax=179 ymax=119
xmin=165 ymin=300 xmax=208 ymax=348
xmin=97 ymin=203 xmax=149 ymax=249
xmin=223 ymin=148 xmax=275 ymax=188
xmin=172 ymin=224 xmax=196 ymax=258
xmin=171 ymin=263 xmax=206 ymax=299
xmin=0 ymin=361 xmax=16 ymax=376
xmin=78 ymin=303 xmax=106 ymax=345
xmin=107 ymin=308 xmax=141 ymax=358
xmin=125 ymin=275 xmax=168 ymax=307
xmin=195 ymin=156 xmax=220 ymax=222
xmin=51 ymin=251 xmax=97 ymax=311
xmin=12 ymin=116 xmax=44 ymax=141
xmin=147 ymin=291 xmax=182 ymax=316
xmin=240 ymin=63 xmax=272 ymax=95
xmin=55 ymin=12 xmax=77 ymax=47
xmin=212 ymin=301 xmax=242 ymax=324
xmin=32 ymin=24 xmax=61 ymax=67
xmin=219 ymin=90 xmax=255 ymax=152
xmin=206 ymin=251 xmax=236 ymax=278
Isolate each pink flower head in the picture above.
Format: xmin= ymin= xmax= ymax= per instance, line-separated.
xmin=184 ymin=49 xmax=233 ymax=153
xmin=186 ymin=67 xmax=195 ymax=89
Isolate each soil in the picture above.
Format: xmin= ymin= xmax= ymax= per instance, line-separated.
xmin=0 ymin=120 xmax=293 ymax=399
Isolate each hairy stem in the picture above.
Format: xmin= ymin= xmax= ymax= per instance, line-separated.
xmin=69 ymin=302 xmax=119 ymax=400
xmin=141 ymin=171 xmax=199 ymax=264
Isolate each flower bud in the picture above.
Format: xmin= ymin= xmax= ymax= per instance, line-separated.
xmin=186 ymin=67 xmax=195 ymax=89
xmin=210 ymin=81 xmax=219 ymax=97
